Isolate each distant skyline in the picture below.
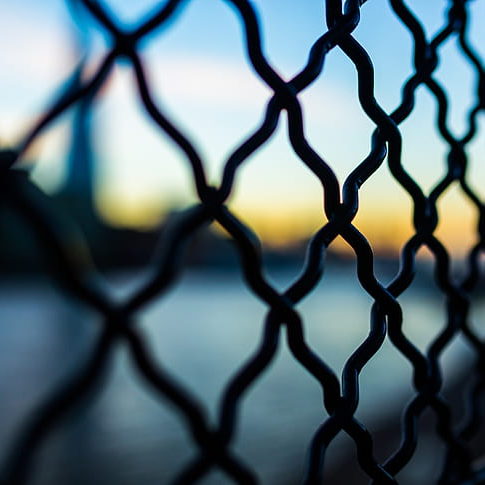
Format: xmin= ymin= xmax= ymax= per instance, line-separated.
xmin=0 ymin=0 xmax=484 ymax=256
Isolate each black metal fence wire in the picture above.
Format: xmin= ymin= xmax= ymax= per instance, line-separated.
xmin=0 ymin=0 xmax=484 ymax=483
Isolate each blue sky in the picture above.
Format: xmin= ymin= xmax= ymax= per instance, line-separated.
xmin=1 ymin=0 xmax=484 ymax=251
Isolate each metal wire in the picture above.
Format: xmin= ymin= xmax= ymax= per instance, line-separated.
xmin=0 ymin=0 xmax=484 ymax=483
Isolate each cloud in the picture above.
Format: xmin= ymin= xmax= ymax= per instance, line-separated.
xmin=0 ymin=9 xmax=74 ymax=83
xmin=150 ymin=55 xmax=271 ymax=110
xmin=99 ymin=52 xmax=362 ymax=127
xmin=0 ymin=7 xmax=77 ymax=142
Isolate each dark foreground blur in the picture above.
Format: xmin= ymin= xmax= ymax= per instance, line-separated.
xmin=0 ymin=262 xmax=482 ymax=484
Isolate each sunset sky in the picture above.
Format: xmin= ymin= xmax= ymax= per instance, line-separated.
xmin=0 ymin=0 xmax=484 ymax=256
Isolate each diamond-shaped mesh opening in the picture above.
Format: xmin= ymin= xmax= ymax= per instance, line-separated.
xmin=0 ymin=1 xmax=484 ymax=484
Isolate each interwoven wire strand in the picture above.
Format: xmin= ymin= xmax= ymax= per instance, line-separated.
xmin=0 ymin=0 xmax=484 ymax=483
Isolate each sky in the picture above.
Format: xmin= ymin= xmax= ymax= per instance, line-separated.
xmin=0 ymin=0 xmax=484 ymax=256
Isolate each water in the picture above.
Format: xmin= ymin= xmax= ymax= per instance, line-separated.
xmin=0 ymin=266 xmax=479 ymax=484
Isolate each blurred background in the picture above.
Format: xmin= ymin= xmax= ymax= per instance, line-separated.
xmin=0 ymin=0 xmax=484 ymax=483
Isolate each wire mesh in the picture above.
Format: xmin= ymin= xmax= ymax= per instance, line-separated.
xmin=0 ymin=0 xmax=484 ymax=483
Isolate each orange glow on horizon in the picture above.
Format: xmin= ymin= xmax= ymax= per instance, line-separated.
xmin=94 ymin=190 xmax=480 ymax=261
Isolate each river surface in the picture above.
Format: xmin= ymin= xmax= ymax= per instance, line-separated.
xmin=0 ymin=265 xmax=481 ymax=484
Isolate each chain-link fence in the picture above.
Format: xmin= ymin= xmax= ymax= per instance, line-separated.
xmin=0 ymin=0 xmax=484 ymax=483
